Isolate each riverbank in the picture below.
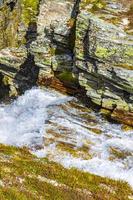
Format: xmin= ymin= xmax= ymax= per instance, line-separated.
xmin=0 ymin=87 xmax=132 ymax=199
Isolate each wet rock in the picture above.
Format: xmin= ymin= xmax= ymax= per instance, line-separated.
xmin=30 ymin=0 xmax=76 ymax=82
xmin=111 ymin=109 xmax=133 ymax=126
xmin=0 ymin=0 xmax=40 ymax=95
xmin=0 ymin=0 xmax=132 ymax=125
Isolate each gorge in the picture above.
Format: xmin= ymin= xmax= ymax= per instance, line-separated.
xmin=0 ymin=0 xmax=133 ymax=199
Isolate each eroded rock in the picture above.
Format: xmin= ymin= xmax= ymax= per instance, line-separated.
xmin=0 ymin=0 xmax=132 ymax=125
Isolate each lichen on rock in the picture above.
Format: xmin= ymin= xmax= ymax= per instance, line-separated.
xmin=0 ymin=0 xmax=133 ymax=125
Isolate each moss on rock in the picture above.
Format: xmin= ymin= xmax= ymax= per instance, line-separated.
xmin=57 ymin=71 xmax=78 ymax=86
xmin=21 ymin=0 xmax=40 ymax=26
xmin=95 ymin=46 xmax=116 ymax=59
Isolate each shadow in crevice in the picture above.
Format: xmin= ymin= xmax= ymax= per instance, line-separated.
xmin=14 ymin=19 xmax=39 ymax=94
xmin=7 ymin=0 xmax=17 ymax=11
xmin=41 ymin=0 xmax=82 ymax=94
xmin=83 ymin=21 xmax=101 ymax=73
xmin=70 ymin=0 xmax=81 ymax=53
xmin=15 ymin=53 xmax=39 ymax=94
xmin=0 ymin=73 xmax=10 ymax=101
xmin=45 ymin=0 xmax=81 ymax=86
xmin=25 ymin=22 xmax=38 ymax=48
xmin=45 ymin=0 xmax=81 ymax=66
xmin=0 ymin=63 xmax=18 ymax=74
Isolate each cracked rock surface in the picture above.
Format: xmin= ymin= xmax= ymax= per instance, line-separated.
xmin=0 ymin=0 xmax=133 ymax=125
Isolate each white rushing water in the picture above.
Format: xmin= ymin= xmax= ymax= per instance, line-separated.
xmin=0 ymin=88 xmax=133 ymax=187
xmin=0 ymin=88 xmax=71 ymax=147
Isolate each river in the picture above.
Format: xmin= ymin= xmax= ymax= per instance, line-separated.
xmin=0 ymin=87 xmax=133 ymax=187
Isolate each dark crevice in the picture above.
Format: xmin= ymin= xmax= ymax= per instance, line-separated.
xmin=123 ymin=91 xmax=132 ymax=104
xmin=43 ymin=0 xmax=82 ymax=91
xmin=83 ymin=25 xmax=90 ymax=61
xmin=15 ymin=53 xmax=39 ymax=94
xmin=25 ymin=22 xmax=38 ymax=48
xmin=14 ymin=12 xmax=39 ymax=94
xmin=24 ymin=0 xmax=41 ymax=48
xmin=0 ymin=73 xmax=10 ymax=100
xmin=70 ymin=0 xmax=81 ymax=52
xmin=0 ymin=63 xmax=18 ymax=74
xmin=83 ymin=21 xmax=102 ymax=73
xmin=50 ymin=0 xmax=81 ymax=65
xmin=7 ymin=0 xmax=16 ymax=11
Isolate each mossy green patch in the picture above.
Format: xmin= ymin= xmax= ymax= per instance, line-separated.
xmin=95 ymin=46 xmax=116 ymax=59
xmin=57 ymin=71 xmax=78 ymax=85
xmin=21 ymin=0 xmax=40 ymax=26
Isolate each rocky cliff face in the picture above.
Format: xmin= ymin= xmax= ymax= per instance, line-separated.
xmin=0 ymin=0 xmax=40 ymax=95
xmin=75 ymin=1 xmax=133 ymax=125
xmin=0 ymin=0 xmax=133 ymax=126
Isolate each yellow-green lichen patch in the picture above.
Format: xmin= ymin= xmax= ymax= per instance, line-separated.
xmin=0 ymin=144 xmax=36 ymax=160
xmin=0 ymin=144 xmax=133 ymax=199
xmin=24 ymin=176 xmax=87 ymax=200
xmin=95 ymin=46 xmax=116 ymax=59
xmin=81 ymin=0 xmax=107 ymax=12
xmin=50 ymin=47 xmax=56 ymax=56
xmin=0 ymin=187 xmax=35 ymax=200
xmin=100 ymin=108 xmax=112 ymax=116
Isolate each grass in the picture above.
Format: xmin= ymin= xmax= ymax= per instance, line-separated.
xmin=0 ymin=144 xmax=133 ymax=199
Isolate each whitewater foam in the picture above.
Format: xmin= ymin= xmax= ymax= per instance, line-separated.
xmin=0 ymin=87 xmax=133 ymax=188
xmin=0 ymin=88 xmax=71 ymax=147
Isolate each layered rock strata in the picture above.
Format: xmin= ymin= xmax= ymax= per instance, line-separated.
xmin=76 ymin=2 xmax=133 ymax=125
xmin=0 ymin=0 xmax=133 ymax=125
